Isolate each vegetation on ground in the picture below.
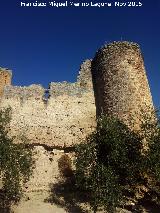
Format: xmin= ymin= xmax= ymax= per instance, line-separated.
xmin=74 ymin=111 xmax=160 ymax=212
xmin=0 ymin=108 xmax=34 ymax=208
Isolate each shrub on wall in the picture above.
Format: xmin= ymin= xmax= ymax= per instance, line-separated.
xmin=58 ymin=154 xmax=73 ymax=178
xmin=74 ymin=112 xmax=160 ymax=212
xmin=0 ymin=108 xmax=34 ymax=206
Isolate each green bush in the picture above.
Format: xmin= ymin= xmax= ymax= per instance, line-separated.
xmin=75 ymin=113 xmax=160 ymax=212
xmin=0 ymin=108 xmax=34 ymax=204
xmin=144 ymin=111 xmax=160 ymax=202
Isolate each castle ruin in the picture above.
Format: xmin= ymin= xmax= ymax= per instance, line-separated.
xmin=0 ymin=41 xmax=154 ymax=197
xmin=0 ymin=60 xmax=96 ymax=148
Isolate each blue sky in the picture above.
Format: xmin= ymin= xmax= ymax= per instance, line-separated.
xmin=0 ymin=0 xmax=159 ymax=107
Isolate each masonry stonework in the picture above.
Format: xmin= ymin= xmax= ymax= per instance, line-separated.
xmin=0 ymin=67 xmax=12 ymax=96
xmin=0 ymin=42 xmax=154 ymax=145
xmin=92 ymin=41 xmax=154 ymax=129
xmin=0 ymin=60 xmax=96 ymax=148
xmin=0 ymin=42 xmax=154 ymax=200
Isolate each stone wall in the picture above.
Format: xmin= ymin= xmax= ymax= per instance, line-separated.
xmin=0 ymin=60 xmax=96 ymax=148
xmin=0 ymin=67 xmax=12 ymax=96
xmin=0 ymin=42 xmax=154 ymax=199
xmin=0 ymin=42 xmax=154 ymax=142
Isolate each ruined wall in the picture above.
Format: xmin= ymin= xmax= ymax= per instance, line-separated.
xmin=0 ymin=67 xmax=12 ymax=96
xmin=0 ymin=60 xmax=96 ymax=148
xmin=91 ymin=41 xmax=154 ymax=129
xmin=0 ymin=42 xmax=155 ymax=198
xmin=0 ymin=42 xmax=154 ymax=144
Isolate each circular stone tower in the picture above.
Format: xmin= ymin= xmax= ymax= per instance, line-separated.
xmin=91 ymin=41 xmax=154 ymax=129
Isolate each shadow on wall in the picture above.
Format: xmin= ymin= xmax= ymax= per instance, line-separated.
xmin=44 ymin=178 xmax=90 ymax=213
xmin=44 ymin=153 xmax=90 ymax=213
xmin=45 ymin=179 xmax=160 ymax=213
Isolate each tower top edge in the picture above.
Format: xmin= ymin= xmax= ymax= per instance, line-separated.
xmin=99 ymin=41 xmax=140 ymax=52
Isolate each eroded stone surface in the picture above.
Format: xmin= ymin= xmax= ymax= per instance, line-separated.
xmin=0 ymin=60 xmax=96 ymax=148
xmin=0 ymin=67 xmax=12 ymax=96
xmin=91 ymin=41 xmax=154 ymax=129
xmin=0 ymin=42 xmax=155 ymax=213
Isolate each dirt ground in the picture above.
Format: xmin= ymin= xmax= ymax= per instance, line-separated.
xmin=11 ymin=191 xmax=132 ymax=213
xmin=12 ymin=191 xmax=67 ymax=213
xmin=11 ymin=192 xmax=160 ymax=213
